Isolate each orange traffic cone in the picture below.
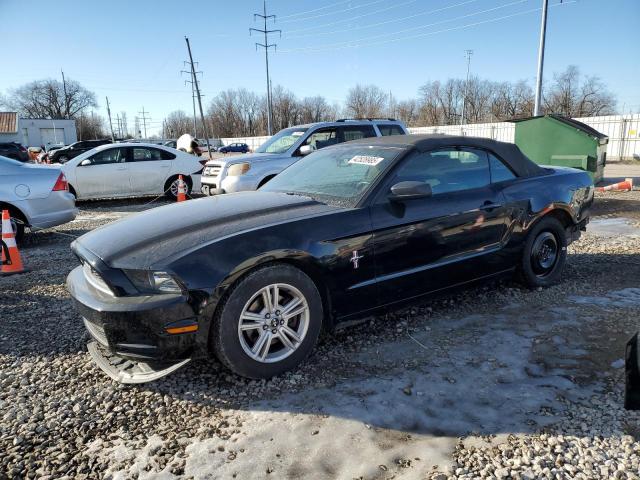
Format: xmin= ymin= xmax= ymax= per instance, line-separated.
xmin=177 ymin=175 xmax=187 ymax=203
xmin=1 ymin=210 xmax=25 ymax=276
xmin=596 ymin=178 xmax=633 ymax=193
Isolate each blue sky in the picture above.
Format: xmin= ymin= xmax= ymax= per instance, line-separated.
xmin=2 ymin=0 xmax=638 ymax=135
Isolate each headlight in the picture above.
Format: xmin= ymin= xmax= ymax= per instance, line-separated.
xmin=227 ymin=163 xmax=251 ymax=176
xmin=124 ymin=270 xmax=183 ymax=294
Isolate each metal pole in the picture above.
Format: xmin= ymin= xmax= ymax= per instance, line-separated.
xmin=105 ymin=96 xmax=115 ymax=141
xmin=185 ymin=36 xmax=212 ymax=157
xmin=191 ymin=80 xmax=197 ymax=137
xmin=264 ymin=1 xmax=273 ymax=135
xmin=61 ymin=69 xmax=69 ymax=119
xmin=533 ymin=0 xmax=548 ymax=116
xmin=461 ymin=50 xmax=473 ymax=126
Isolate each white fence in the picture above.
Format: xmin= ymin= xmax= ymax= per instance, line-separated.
xmin=221 ymin=114 xmax=640 ymax=161
xmin=221 ymin=135 xmax=271 ymax=151
xmin=408 ymin=114 xmax=640 ymax=161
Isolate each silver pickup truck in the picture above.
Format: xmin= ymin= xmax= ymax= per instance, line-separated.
xmin=200 ymin=119 xmax=408 ymax=195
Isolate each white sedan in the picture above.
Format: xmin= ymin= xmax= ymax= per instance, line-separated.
xmin=58 ymin=143 xmax=204 ymax=200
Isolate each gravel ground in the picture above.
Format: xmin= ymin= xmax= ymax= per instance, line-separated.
xmin=1 ymin=191 xmax=640 ymax=479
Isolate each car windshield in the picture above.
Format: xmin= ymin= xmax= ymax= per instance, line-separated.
xmin=261 ymin=144 xmax=404 ymax=207
xmin=255 ymin=127 xmax=307 ymax=154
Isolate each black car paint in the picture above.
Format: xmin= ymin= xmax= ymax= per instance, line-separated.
xmin=67 ymin=140 xmax=593 ymax=363
xmin=50 ymin=139 xmax=111 ymax=162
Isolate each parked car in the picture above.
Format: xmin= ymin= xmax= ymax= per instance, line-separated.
xmin=163 ymin=140 xmax=177 ymax=149
xmin=0 ymin=142 xmax=29 ymax=162
xmin=67 ymin=134 xmax=593 ymax=383
xmin=50 ymin=139 xmax=112 ymax=164
xmin=0 ymin=155 xmax=77 ymax=243
xmin=219 ymin=143 xmax=250 ymax=154
xmin=200 ymin=119 xmax=408 ymax=196
xmin=59 ymin=143 xmax=204 ymax=200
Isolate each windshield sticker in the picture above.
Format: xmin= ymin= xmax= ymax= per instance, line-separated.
xmin=292 ymin=131 xmax=304 ymax=136
xmin=348 ymin=155 xmax=385 ymax=166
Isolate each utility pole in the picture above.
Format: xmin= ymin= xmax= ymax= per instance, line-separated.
xmin=138 ymin=107 xmax=151 ymax=139
xmin=534 ymin=0 xmax=548 ymax=116
xmin=105 ymin=96 xmax=115 ymax=141
xmin=61 ymin=69 xmax=69 ymax=119
xmin=251 ymin=0 xmax=281 ymax=136
xmin=184 ymin=36 xmax=212 ymax=157
xmin=116 ymin=114 xmax=122 ymax=139
xmin=181 ymin=64 xmax=201 ymax=137
xmin=461 ymin=50 xmax=473 ymax=126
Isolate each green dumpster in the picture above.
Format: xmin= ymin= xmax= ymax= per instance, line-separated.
xmin=510 ymin=114 xmax=608 ymax=184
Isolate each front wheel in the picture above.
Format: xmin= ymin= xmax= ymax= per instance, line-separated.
xmin=211 ymin=264 xmax=323 ymax=379
xmin=518 ymin=216 xmax=567 ymax=288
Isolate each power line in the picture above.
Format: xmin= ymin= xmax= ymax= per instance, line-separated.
xmin=277 ymin=0 xmax=355 ymax=20
xmin=279 ymin=1 xmax=576 ymax=54
xmin=283 ymin=0 xmax=529 ymax=52
xmin=279 ymin=0 xmax=387 ymax=24
xmin=251 ymin=0 xmax=281 ymax=136
xmin=286 ymin=0 xmax=479 ymax=38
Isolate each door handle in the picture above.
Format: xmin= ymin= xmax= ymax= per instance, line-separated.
xmin=480 ymin=202 xmax=502 ymax=211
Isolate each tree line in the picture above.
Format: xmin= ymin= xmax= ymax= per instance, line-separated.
xmin=1 ymin=65 xmax=616 ymax=141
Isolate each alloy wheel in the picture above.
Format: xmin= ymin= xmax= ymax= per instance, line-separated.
xmin=530 ymin=231 xmax=558 ymax=277
xmin=237 ymin=283 xmax=310 ymax=363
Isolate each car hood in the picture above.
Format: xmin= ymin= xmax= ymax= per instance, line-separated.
xmin=207 ymin=152 xmax=289 ymax=165
xmin=72 ymin=191 xmax=339 ymax=269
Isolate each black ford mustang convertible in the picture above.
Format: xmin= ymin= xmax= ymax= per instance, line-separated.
xmin=67 ymin=135 xmax=593 ymax=382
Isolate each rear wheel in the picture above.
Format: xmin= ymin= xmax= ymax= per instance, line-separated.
xmin=519 ymin=216 xmax=567 ymax=288
xmin=165 ymin=176 xmax=191 ymax=200
xmin=58 ymin=155 xmax=68 ymax=163
xmin=211 ymin=264 xmax=323 ymax=378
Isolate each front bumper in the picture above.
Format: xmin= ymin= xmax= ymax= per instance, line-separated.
xmin=67 ymin=265 xmax=204 ymax=362
xmin=200 ymin=174 xmax=255 ymax=195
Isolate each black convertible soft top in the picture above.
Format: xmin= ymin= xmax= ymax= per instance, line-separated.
xmin=348 ymin=134 xmax=545 ymax=178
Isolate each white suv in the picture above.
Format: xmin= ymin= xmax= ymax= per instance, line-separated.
xmin=201 ymin=119 xmax=408 ymax=195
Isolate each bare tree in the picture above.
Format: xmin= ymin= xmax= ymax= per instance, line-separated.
xmin=490 ymin=81 xmax=534 ymax=120
xmin=345 ymin=84 xmax=387 ymax=118
xmin=164 ymin=110 xmax=193 ymax=138
xmin=76 ymin=112 xmax=107 ymax=140
xmin=544 ymin=66 xmax=615 ymax=117
xmin=299 ymin=96 xmax=334 ymax=124
xmin=396 ymin=99 xmax=420 ymax=126
xmin=2 ymin=78 xmax=97 ymax=120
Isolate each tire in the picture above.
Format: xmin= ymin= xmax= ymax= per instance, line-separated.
xmin=10 ymin=215 xmax=25 ymax=244
xmin=58 ymin=155 xmax=68 ymax=163
xmin=211 ymin=264 xmax=323 ymax=379
xmin=165 ymin=176 xmax=192 ymax=200
xmin=518 ymin=216 xmax=567 ymax=288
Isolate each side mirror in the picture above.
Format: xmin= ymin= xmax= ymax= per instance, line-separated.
xmin=299 ymin=145 xmax=314 ymax=156
xmin=80 ymin=159 xmax=92 ymax=166
xmin=389 ymin=181 xmax=432 ymax=202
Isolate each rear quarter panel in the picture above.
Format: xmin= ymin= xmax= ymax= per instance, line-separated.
xmin=500 ymin=167 xmax=594 ymax=249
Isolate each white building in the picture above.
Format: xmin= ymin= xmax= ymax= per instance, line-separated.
xmin=0 ymin=112 xmax=77 ymax=148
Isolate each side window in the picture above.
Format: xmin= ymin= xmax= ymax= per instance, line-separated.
xmin=339 ymin=125 xmax=376 ymax=142
xmin=88 ymin=148 xmax=126 ymax=165
xmin=132 ymin=147 xmax=163 ymax=161
xmin=378 ymin=124 xmax=405 ymax=136
xmin=160 ymin=149 xmax=176 ymax=160
xmin=303 ymin=128 xmax=338 ymax=151
xmin=488 ymin=153 xmax=516 ymax=183
xmin=392 ymin=148 xmax=490 ymax=195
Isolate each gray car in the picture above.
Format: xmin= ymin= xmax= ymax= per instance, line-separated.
xmin=200 ymin=119 xmax=407 ymax=195
xmin=0 ymin=156 xmax=77 ymax=242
